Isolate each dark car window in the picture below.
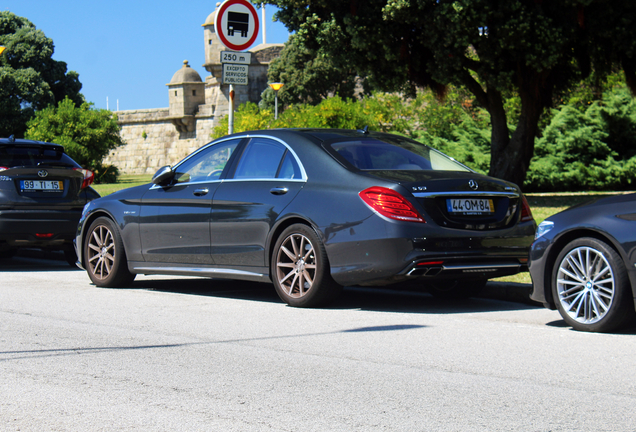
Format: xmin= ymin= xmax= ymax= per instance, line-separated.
xmin=277 ymin=151 xmax=301 ymax=179
xmin=329 ymin=138 xmax=470 ymax=172
xmin=0 ymin=145 xmax=77 ymax=168
xmin=234 ymin=138 xmax=286 ymax=179
xmin=174 ymin=139 xmax=240 ymax=183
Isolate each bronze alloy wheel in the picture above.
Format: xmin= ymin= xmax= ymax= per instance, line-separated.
xmin=87 ymin=222 xmax=115 ymax=281
xmin=276 ymin=232 xmax=317 ymax=299
xmin=84 ymin=217 xmax=135 ymax=287
xmin=272 ymin=224 xmax=341 ymax=307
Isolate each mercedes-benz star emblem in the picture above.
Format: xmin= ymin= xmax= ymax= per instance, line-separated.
xmin=38 ymin=170 xmax=49 ymax=178
xmin=468 ymin=179 xmax=478 ymax=190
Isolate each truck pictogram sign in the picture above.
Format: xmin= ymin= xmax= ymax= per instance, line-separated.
xmin=215 ymin=0 xmax=260 ymax=52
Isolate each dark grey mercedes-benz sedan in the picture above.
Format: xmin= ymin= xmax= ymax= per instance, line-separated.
xmin=76 ymin=128 xmax=536 ymax=307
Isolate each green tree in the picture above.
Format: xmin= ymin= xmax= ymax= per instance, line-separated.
xmin=0 ymin=11 xmax=83 ymax=138
xmin=526 ymin=88 xmax=636 ymax=191
xmin=262 ymin=0 xmax=636 ymax=186
xmin=261 ymin=33 xmax=359 ymax=109
xmin=25 ymin=98 xmax=124 ymax=183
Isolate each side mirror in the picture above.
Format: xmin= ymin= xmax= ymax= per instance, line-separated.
xmin=151 ymin=165 xmax=175 ymax=185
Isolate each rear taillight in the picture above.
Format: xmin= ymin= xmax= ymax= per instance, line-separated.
xmin=359 ymin=186 xmax=426 ymax=223
xmin=0 ymin=167 xmax=7 ymax=171
xmin=74 ymin=168 xmax=95 ymax=189
xmin=520 ymin=195 xmax=534 ymax=222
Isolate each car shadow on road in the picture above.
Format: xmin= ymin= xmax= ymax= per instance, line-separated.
xmin=0 ymin=249 xmax=80 ymax=272
xmin=131 ymin=276 xmax=540 ymax=315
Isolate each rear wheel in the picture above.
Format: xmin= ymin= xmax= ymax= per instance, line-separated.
xmin=63 ymin=247 xmax=78 ymax=267
xmin=84 ymin=217 xmax=135 ymax=287
xmin=272 ymin=224 xmax=342 ymax=307
xmin=427 ymin=278 xmax=487 ymax=299
xmin=0 ymin=248 xmax=16 ymax=260
xmin=552 ymin=237 xmax=635 ymax=332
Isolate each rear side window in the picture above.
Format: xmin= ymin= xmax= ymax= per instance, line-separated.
xmin=233 ymin=138 xmax=301 ymax=180
xmin=0 ymin=145 xmax=77 ymax=168
xmin=328 ymin=138 xmax=471 ymax=172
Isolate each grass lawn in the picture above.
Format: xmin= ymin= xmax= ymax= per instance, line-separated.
xmin=92 ymin=177 xmax=631 ymax=286
xmin=92 ymin=174 xmax=152 ymax=196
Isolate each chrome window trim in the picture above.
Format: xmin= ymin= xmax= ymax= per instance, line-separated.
xmin=149 ymin=176 xmax=306 ymax=190
xmin=413 ymin=191 xmax=519 ymax=198
xmin=174 ymin=134 xmax=308 ymax=182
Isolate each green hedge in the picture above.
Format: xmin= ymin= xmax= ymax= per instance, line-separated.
xmin=213 ymin=81 xmax=636 ymax=192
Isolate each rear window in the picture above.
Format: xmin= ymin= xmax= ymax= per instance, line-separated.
xmin=327 ymin=137 xmax=471 ymax=172
xmin=0 ymin=145 xmax=78 ymax=168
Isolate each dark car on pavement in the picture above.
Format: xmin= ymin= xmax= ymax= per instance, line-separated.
xmin=529 ymin=193 xmax=636 ymax=332
xmin=76 ymin=128 xmax=536 ymax=307
xmin=0 ymin=136 xmax=99 ymax=265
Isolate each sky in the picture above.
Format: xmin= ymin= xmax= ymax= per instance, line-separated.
xmin=3 ymin=1 xmax=290 ymax=111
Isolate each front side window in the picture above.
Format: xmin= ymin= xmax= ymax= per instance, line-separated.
xmin=173 ymin=139 xmax=240 ymax=183
xmin=328 ymin=137 xmax=471 ymax=172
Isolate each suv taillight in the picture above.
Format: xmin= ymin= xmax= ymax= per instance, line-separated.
xmin=74 ymin=168 xmax=95 ymax=189
xmin=520 ymin=195 xmax=534 ymax=222
xmin=0 ymin=167 xmax=7 ymax=171
xmin=359 ymin=186 xmax=426 ymax=223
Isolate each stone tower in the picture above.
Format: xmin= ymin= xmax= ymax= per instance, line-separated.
xmin=167 ymin=60 xmax=205 ymax=132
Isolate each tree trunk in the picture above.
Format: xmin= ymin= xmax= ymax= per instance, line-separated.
xmin=488 ymin=76 xmax=545 ymax=188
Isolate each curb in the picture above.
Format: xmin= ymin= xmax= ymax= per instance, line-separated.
xmin=482 ymin=281 xmax=540 ymax=306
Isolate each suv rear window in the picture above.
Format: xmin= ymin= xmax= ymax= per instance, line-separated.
xmin=326 ymin=137 xmax=471 ymax=172
xmin=0 ymin=145 xmax=78 ymax=168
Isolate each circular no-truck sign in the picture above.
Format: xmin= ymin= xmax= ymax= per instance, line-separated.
xmin=215 ymin=0 xmax=260 ymax=52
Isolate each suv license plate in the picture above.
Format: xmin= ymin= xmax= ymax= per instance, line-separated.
xmin=447 ymin=198 xmax=494 ymax=214
xmin=20 ymin=180 xmax=64 ymax=192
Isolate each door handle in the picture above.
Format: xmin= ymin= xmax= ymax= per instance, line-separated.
xmin=270 ymin=187 xmax=289 ymax=195
xmin=193 ymin=188 xmax=209 ymax=196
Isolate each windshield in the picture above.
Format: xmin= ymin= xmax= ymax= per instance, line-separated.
xmin=327 ymin=137 xmax=471 ymax=172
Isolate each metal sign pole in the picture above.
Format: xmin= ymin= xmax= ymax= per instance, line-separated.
xmin=228 ymin=84 xmax=235 ymax=135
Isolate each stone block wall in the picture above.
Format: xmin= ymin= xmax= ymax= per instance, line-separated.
xmin=105 ymin=108 xmax=217 ymax=175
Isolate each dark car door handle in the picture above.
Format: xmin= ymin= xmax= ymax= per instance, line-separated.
xmin=193 ymin=188 xmax=209 ymax=196
xmin=270 ymin=187 xmax=289 ymax=195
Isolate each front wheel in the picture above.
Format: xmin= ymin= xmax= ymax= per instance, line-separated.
xmin=271 ymin=224 xmax=342 ymax=307
xmin=84 ymin=217 xmax=135 ymax=287
xmin=552 ymin=237 xmax=635 ymax=332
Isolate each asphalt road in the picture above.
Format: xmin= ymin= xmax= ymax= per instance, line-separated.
xmin=1 ymin=251 xmax=636 ymax=431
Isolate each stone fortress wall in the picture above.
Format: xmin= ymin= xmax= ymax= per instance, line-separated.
xmin=103 ymin=4 xmax=283 ymax=175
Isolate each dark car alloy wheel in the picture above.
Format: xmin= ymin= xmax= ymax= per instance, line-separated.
xmin=272 ymin=224 xmax=342 ymax=307
xmin=553 ymin=237 xmax=634 ymax=332
xmin=84 ymin=217 xmax=135 ymax=287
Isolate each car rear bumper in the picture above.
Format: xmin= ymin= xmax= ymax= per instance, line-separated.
xmin=0 ymin=209 xmax=81 ymax=249
xmin=325 ymin=220 xmax=536 ymax=286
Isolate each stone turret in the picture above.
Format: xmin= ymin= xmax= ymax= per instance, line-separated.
xmin=167 ymin=60 xmax=205 ymax=132
xmin=202 ymin=3 xmax=225 ymax=80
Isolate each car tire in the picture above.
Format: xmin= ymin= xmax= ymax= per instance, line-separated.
xmin=272 ymin=224 xmax=342 ymax=307
xmin=84 ymin=216 xmax=135 ymax=288
xmin=0 ymin=248 xmax=16 ymax=260
xmin=427 ymin=278 xmax=487 ymax=299
xmin=63 ymin=247 xmax=78 ymax=268
xmin=552 ymin=237 xmax=635 ymax=332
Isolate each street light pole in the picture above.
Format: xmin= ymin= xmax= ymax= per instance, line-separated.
xmin=268 ymin=82 xmax=284 ymax=120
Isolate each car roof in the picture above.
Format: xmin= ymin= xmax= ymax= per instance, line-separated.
xmin=227 ymin=128 xmax=397 ymax=145
xmin=0 ymin=137 xmax=65 ymax=151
